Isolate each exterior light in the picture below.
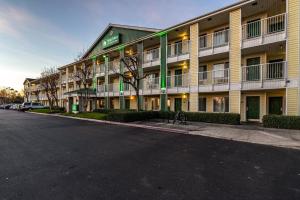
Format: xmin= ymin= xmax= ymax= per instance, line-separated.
xmin=130 ymin=96 xmax=134 ymax=100
xmin=182 ymin=94 xmax=187 ymax=99
xmin=183 ymin=64 xmax=188 ymax=69
xmin=182 ymin=35 xmax=188 ymax=40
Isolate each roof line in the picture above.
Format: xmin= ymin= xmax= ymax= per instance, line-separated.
xmin=59 ymin=0 xmax=255 ymax=69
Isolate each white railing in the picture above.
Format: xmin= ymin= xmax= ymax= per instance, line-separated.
xmin=199 ymin=29 xmax=230 ymax=49
xmin=198 ymin=69 xmax=230 ymax=85
xmin=242 ymin=13 xmax=286 ymax=40
xmin=108 ymin=83 xmax=119 ymax=92
xmin=166 ymin=73 xmax=189 ymax=88
xmin=96 ymin=63 xmax=106 ymax=74
xmin=143 ymin=48 xmax=160 ymax=63
xmin=97 ymin=85 xmax=105 ymax=93
xmin=242 ymin=61 xmax=287 ymax=82
xmin=68 ymin=73 xmax=74 ymax=82
xmin=108 ymin=60 xmax=120 ymax=72
xmin=143 ymin=77 xmax=160 ymax=90
xmin=167 ymin=40 xmax=190 ymax=57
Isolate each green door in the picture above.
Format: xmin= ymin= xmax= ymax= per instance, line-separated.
xmin=246 ymin=57 xmax=261 ymax=81
xmin=174 ymin=98 xmax=182 ymax=112
xmin=246 ymin=96 xmax=260 ymax=120
xmin=269 ymin=97 xmax=283 ymax=115
xmin=175 ymin=69 xmax=182 ymax=87
xmin=125 ymin=99 xmax=130 ymax=110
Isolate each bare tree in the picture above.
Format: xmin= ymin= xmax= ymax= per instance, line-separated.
xmin=40 ymin=67 xmax=60 ymax=110
xmin=113 ymin=55 xmax=148 ymax=111
xmin=74 ymin=48 xmax=86 ymax=61
xmin=23 ymin=88 xmax=30 ymax=102
xmin=32 ymin=87 xmax=41 ymax=102
xmin=73 ymin=64 xmax=92 ymax=112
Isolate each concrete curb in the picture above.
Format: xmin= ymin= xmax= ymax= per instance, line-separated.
xmin=26 ymin=112 xmax=188 ymax=134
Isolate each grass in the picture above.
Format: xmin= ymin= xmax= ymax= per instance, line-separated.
xmin=30 ymin=108 xmax=64 ymax=114
xmin=61 ymin=112 xmax=107 ymax=120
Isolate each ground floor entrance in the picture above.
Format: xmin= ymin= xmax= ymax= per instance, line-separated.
xmin=269 ymin=97 xmax=283 ymax=115
xmin=246 ymin=96 xmax=260 ymax=121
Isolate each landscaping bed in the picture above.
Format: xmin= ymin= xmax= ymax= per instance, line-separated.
xmin=30 ymin=108 xmax=65 ymax=114
xmin=62 ymin=112 xmax=107 ymax=120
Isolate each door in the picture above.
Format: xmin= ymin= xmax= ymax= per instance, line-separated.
xmin=246 ymin=57 xmax=261 ymax=81
xmin=246 ymin=96 xmax=260 ymax=120
xmin=174 ymin=98 xmax=182 ymax=112
xmin=125 ymin=99 xmax=130 ymax=110
xmin=175 ymin=69 xmax=182 ymax=87
xmin=167 ymin=71 xmax=171 ymax=87
xmin=269 ymin=97 xmax=283 ymax=115
xmin=199 ymin=65 xmax=207 ymax=82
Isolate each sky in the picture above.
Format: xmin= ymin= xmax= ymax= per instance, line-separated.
xmin=0 ymin=0 xmax=237 ymax=91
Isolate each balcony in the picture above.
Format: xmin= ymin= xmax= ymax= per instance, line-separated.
xmin=108 ymin=83 xmax=119 ymax=96
xmin=167 ymin=40 xmax=190 ymax=63
xmin=96 ymin=64 xmax=105 ymax=77
xmin=123 ymin=83 xmax=136 ymax=96
xmin=97 ymin=85 xmax=105 ymax=97
xmin=142 ymin=77 xmax=160 ymax=95
xmin=61 ymin=75 xmax=67 ymax=84
xmin=166 ymin=73 xmax=190 ymax=94
xmin=68 ymin=73 xmax=74 ymax=82
xmin=143 ymin=48 xmax=160 ymax=68
xmin=242 ymin=13 xmax=287 ymax=49
xmin=199 ymin=29 xmax=230 ymax=57
xmin=108 ymin=60 xmax=120 ymax=74
xmin=241 ymin=61 xmax=287 ymax=90
xmin=198 ymin=68 xmax=230 ymax=92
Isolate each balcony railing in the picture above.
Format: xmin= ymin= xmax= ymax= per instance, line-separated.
xmin=108 ymin=83 xmax=119 ymax=92
xmin=97 ymin=85 xmax=105 ymax=93
xmin=242 ymin=13 xmax=286 ymax=40
xmin=198 ymin=69 xmax=230 ymax=85
xmin=143 ymin=77 xmax=160 ymax=90
xmin=96 ymin=64 xmax=105 ymax=75
xmin=199 ymin=29 xmax=230 ymax=49
xmin=143 ymin=48 xmax=160 ymax=63
xmin=167 ymin=40 xmax=190 ymax=58
xmin=167 ymin=73 xmax=189 ymax=88
xmin=241 ymin=61 xmax=287 ymax=89
xmin=108 ymin=60 xmax=120 ymax=73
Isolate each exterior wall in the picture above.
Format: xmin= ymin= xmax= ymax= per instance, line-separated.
xmin=287 ymin=0 xmax=300 ymax=115
xmin=229 ymin=8 xmax=242 ymax=113
xmin=189 ymin=23 xmax=199 ymax=112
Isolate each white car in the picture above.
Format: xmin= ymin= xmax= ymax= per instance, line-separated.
xmin=21 ymin=102 xmax=45 ymax=111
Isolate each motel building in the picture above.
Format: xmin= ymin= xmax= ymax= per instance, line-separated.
xmin=24 ymin=0 xmax=300 ymax=122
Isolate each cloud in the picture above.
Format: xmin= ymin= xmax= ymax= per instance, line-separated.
xmin=0 ymin=2 xmax=82 ymax=50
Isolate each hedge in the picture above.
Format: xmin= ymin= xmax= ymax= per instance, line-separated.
xmin=263 ymin=115 xmax=300 ymax=130
xmin=106 ymin=111 xmax=159 ymax=122
xmin=107 ymin=111 xmax=240 ymax=125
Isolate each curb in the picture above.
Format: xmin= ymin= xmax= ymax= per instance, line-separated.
xmin=26 ymin=112 xmax=188 ymax=134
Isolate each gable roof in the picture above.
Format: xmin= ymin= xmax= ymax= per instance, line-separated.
xmin=81 ymin=23 xmax=161 ymax=59
xmin=23 ymin=78 xmax=36 ymax=85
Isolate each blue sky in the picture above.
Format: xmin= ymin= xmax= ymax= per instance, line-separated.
xmin=0 ymin=0 xmax=237 ymax=90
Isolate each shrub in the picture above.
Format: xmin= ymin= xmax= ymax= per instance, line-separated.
xmin=185 ymin=112 xmax=240 ymax=125
xmin=263 ymin=115 xmax=300 ymax=130
xmin=106 ymin=111 xmax=159 ymax=122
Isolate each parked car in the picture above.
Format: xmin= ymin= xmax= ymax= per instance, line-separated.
xmin=0 ymin=104 xmax=4 ymax=109
xmin=21 ymin=102 xmax=45 ymax=111
xmin=3 ymin=104 xmax=12 ymax=109
xmin=10 ymin=104 xmax=21 ymax=110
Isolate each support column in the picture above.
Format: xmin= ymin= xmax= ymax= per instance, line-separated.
xmin=160 ymin=33 xmax=168 ymax=111
xmin=137 ymin=42 xmax=144 ymax=110
xmin=66 ymin=67 xmax=70 ymax=112
xmin=286 ymin=0 xmax=300 ymax=115
xmin=229 ymin=8 xmax=242 ymax=114
xmin=104 ymin=56 xmax=110 ymax=109
xmin=119 ymin=49 xmax=125 ymax=110
xmin=189 ymin=23 xmax=199 ymax=112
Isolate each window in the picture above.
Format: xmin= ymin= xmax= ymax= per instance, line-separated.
xmin=213 ymin=28 xmax=229 ymax=47
xmin=213 ymin=97 xmax=229 ymax=113
xmin=199 ymin=65 xmax=207 ymax=80
xmin=199 ymin=34 xmax=207 ymax=48
xmin=125 ymin=99 xmax=130 ymax=110
xmin=199 ymin=97 xmax=207 ymax=112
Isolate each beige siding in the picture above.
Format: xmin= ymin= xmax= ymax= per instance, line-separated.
xmin=229 ymin=9 xmax=242 ymax=83
xmin=229 ymin=90 xmax=241 ymax=113
xmin=189 ymin=23 xmax=199 ymax=111
xmin=287 ymin=88 xmax=299 ymax=115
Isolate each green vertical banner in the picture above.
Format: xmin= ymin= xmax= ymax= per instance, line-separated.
xmin=137 ymin=42 xmax=144 ymax=111
xmin=104 ymin=56 xmax=109 ymax=109
xmin=119 ymin=49 xmax=125 ymax=110
xmin=160 ymin=33 xmax=168 ymax=111
xmin=92 ymin=57 xmax=97 ymax=92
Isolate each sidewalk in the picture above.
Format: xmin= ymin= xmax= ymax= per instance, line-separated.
xmin=132 ymin=120 xmax=300 ymax=150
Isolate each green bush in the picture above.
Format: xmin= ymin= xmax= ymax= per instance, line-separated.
xmin=184 ymin=112 xmax=240 ymax=125
xmin=106 ymin=111 xmax=240 ymax=124
xmin=106 ymin=111 xmax=159 ymax=122
xmin=31 ymin=108 xmax=65 ymax=114
xmin=263 ymin=115 xmax=300 ymax=130
xmin=62 ymin=112 xmax=107 ymax=120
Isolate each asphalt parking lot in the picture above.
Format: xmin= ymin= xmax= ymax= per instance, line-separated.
xmin=0 ymin=110 xmax=300 ymax=200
